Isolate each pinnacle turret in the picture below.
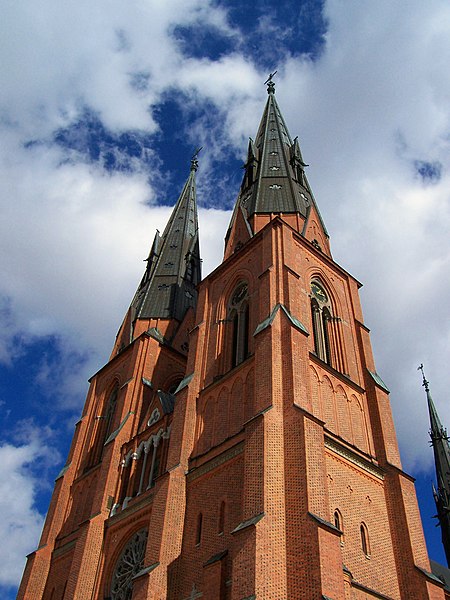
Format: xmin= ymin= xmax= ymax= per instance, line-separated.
xmin=419 ymin=364 xmax=450 ymax=565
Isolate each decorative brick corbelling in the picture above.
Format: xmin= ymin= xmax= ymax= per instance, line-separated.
xmin=325 ymin=436 xmax=384 ymax=480
xmin=187 ymin=442 xmax=244 ymax=482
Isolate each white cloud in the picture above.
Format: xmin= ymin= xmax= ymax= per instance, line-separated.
xmin=0 ymin=425 xmax=60 ymax=589
xmin=2 ymin=1 xmax=450 ymax=592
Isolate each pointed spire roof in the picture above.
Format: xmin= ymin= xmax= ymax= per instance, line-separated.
xmin=130 ymin=155 xmax=201 ymax=322
xmin=419 ymin=364 xmax=450 ymax=565
xmin=226 ymin=76 xmax=328 ymax=242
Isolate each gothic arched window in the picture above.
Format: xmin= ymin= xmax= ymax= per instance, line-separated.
xmin=334 ymin=509 xmax=344 ymax=544
xmin=360 ymin=522 xmax=370 ymax=557
xmin=310 ymin=281 xmax=332 ymax=364
xmin=104 ymin=386 xmax=118 ymax=444
xmin=89 ymin=385 xmax=119 ymax=467
xmin=196 ymin=512 xmax=203 ymax=545
xmin=218 ymin=500 xmax=226 ymax=534
xmin=228 ymin=282 xmax=250 ymax=369
xmin=110 ymin=529 xmax=148 ymax=600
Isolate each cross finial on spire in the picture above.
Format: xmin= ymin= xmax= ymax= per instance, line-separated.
xmin=264 ymin=70 xmax=277 ymax=94
xmin=418 ymin=363 xmax=430 ymax=392
xmin=190 ymin=147 xmax=202 ymax=172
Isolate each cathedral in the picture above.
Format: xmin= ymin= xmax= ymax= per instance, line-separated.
xmin=18 ymin=80 xmax=450 ymax=599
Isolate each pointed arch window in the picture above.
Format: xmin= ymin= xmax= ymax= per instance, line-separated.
xmin=104 ymin=386 xmax=118 ymax=444
xmin=196 ymin=512 xmax=203 ymax=545
xmin=310 ymin=281 xmax=332 ymax=365
xmin=218 ymin=500 xmax=226 ymax=534
xmin=360 ymin=522 xmax=370 ymax=557
xmin=110 ymin=529 xmax=148 ymax=600
xmin=334 ymin=509 xmax=344 ymax=545
xmin=88 ymin=385 xmax=119 ymax=467
xmin=228 ymin=282 xmax=250 ymax=369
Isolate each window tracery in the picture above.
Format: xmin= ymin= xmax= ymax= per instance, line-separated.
xmin=228 ymin=282 xmax=250 ymax=369
xmin=309 ymin=279 xmax=349 ymax=374
xmin=110 ymin=529 xmax=148 ymax=600
xmin=310 ymin=280 xmax=331 ymax=364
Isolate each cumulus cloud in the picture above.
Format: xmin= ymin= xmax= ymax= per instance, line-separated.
xmin=0 ymin=423 xmax=60 ymax=592
xmin=3 ymin=0 xmax=450 ymax=592
xmin=277 ymin=0 xmax=450 ymax=472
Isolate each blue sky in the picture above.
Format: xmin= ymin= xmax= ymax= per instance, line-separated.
xmin=2 ymin=1 xmax=450 ymax=596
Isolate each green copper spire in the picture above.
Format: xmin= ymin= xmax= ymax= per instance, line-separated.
xmin=419 ymin=364 xmax=450 ymax=566
xmin=131 ymin=156 xmax=201 ymax=323
xmin=225 ymin=75 xmax=328 ymax=250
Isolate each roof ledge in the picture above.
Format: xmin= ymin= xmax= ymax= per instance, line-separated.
xmin=254 ymin=303 xmax=308 ymax=336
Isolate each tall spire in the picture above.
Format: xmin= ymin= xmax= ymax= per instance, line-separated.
xmin=130 ymin=155 xmax=201 ymax=324
xmin=224 ymin=74 xmax=329 ymax=257
xmin=419 ymin=364 xmax=450 ymax=565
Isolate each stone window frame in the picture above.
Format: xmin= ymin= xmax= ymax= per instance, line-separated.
xmin=310 ymin=279 xmax=332 ymax=364
xmin=227 ymin=281 xmax=250 ymax=369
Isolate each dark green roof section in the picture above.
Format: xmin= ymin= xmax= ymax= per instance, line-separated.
xmin=55 ymin=463 xmax=70 ymax=481
xmin=226 ymin=81 xmax=327 ymax=240
xmin=175 ymin=372 xmax=194 ymax=394
xmin=203 ymin=550 xmax=228 ymax=567
xmin=368 ymin=369 xmax=390 ymax=393
xmin=231 ymin=512 xmax=265 ymax=534
xmin=104 ymin=411 xmax=134 ymax=445
xmin=430 ymin=560 xmax=450 ymax=591
xmin=157 ymin=390 xmax=176 ymax=414
xmin=254 ymin=303 xmax=309 ymax=337
xmin=129 ymin=159 xmax=201 ymax=323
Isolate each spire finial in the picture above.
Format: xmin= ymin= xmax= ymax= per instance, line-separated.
xmin=418 ymin=363 xmax=430 ymax=392
xmin=264 ymin=71 xmax=277 ymax=94
xmin=190 ymin=146 xmax=202 ymax=172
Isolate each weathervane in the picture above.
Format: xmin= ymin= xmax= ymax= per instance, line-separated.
xmin=264 ymin=70 xmax=277 ymax=94
xmin=190 ymin=146 xmax=202 ymax=171
xmin=418 ymin=363 xmax=430 ymax=392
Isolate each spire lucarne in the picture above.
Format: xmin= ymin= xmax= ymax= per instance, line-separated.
xmin=224 ymin=75 xmax=329 ymax=259
xmin=419 ymin=364 xmax=450 ymax=566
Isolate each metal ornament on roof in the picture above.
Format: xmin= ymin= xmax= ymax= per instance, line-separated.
xmin=110 ymin=529 xmax=148 ymax=600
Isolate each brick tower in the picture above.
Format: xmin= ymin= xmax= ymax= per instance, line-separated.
xmin=18 ymin=82 xmax=447 ymax=599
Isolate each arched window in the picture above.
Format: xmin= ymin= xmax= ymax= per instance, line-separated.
xmin=310 ymin=281 xmax=332 ymax=364
xmin=196 ymin=512 xmax=203 ymax=545
xmin=89 ymin=385 xmax=119 ymax=467
xmin=110 ymin=529 xmax=148 ymax=600
xmin=103 ymin=386 xmax=118 ymax=443
xmin=118 ymin=454 xmax=132 ymax=504
xmin=360 ymin=522 xmax=370 ymax=557
xmin=334 ymin=509 xmax=344 ymax=544
xmin=228 ymin=282 xmax=250 ymax=369
xmin=218 ymin=500 xmax=226 ymax=534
